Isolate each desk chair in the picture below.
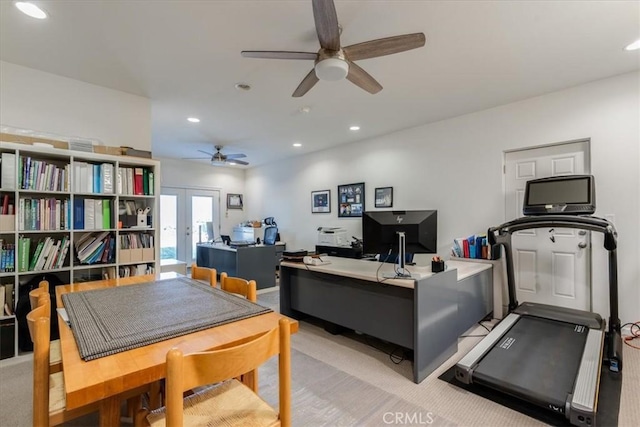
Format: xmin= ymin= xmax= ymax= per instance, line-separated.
xmin=219 ymin=272 xmax=257 ymax=302
xmin=29 ymin=280 xmax=62 ymax=374
xmin=136 ymin=318 xmax=291 ymax=427
xmin=191 ymin=263 xmax=217 ymax=288
xmin=263 ymin=226 xmax=278 ymax=245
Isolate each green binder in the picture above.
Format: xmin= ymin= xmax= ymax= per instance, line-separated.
xmin=103 ymin=199 xmax=111 ymax=229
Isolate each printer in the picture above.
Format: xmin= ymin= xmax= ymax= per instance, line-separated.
xmin=317 ymin=227 xmax=348 ymax=247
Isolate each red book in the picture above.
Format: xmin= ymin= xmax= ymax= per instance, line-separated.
xmin=134 ymin=168 xmax=144 ymax=195
xmin=2 ymin=194 xmax=8 ymax=215
xmin=463 ymin=239 xmax=470 ymax=258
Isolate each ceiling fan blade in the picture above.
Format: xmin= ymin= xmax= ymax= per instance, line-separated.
xmin=229 ymin=159 xmax=249 ymax=166
xmin=344 ymin=33 xmax=426 ymax=61
xmin=197 ymin=150 xmax=215 ymax=156
xmin=312 ymin=0 xmax=341 ymax=51
xmin=225 ymin=153 xmax=247 ymax=159
xmin=241 ymin=51 xmax=318 ymax=60
xmin=346 ymin=61 xmax=382 ymax=94
xmin=292 ymin=69 xmax=320 ymax=97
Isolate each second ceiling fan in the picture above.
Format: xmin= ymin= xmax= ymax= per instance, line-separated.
xmin=241 ymin=0 xmax=426 ymax=97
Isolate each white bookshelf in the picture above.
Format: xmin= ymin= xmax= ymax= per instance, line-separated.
xmin=0 ymin=141 xmax=160 ymax=359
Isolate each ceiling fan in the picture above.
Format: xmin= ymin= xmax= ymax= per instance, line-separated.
xmin=241 ymin=0 xmax=426 ymax=97
xmin=185 ymin=145 xmax=249 ymax=166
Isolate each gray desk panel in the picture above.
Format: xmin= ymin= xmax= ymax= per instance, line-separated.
xmin=414 ymin=269 xmax=458 ymax=383
xmin=196 ymin=244 xmax=276 ymax=289
xmin=288 ymin=268 xmax=414 ymax=349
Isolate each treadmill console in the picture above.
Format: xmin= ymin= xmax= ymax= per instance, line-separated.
xmin=523 ymin=175 xmax=595 ymax=216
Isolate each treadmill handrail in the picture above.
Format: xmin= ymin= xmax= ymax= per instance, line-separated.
xmin=488 ymin=215 xmax=617 ymax=250
xmin=487 ymin=214 xmax=620 ymax=338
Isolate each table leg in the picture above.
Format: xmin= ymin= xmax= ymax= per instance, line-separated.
xmin=100 ymin=396 xmax=121 ymax=427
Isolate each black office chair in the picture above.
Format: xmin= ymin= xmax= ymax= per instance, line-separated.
xmin=263 ymin=226 xmax=278 ymax=245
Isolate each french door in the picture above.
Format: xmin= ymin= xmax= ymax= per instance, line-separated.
xmin=160 ymin=187 xmax=221 ymax=265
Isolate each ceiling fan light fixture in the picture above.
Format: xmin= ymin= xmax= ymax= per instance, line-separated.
xmin=15 ymin=1 xmax=48 ymax=19
xmin=315 ymin=58 xmax=349 ymax=81
xmin=625 ymin=39 xmax=640 ymax=51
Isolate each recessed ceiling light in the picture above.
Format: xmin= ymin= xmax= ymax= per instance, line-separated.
xmin=187 ymin=117 xmax=200 ymax=123
xmin=235 ymin=83 xmax=251 ymax=91
xmin=299 ymin=106 xmax=311 ymax=114
xmin=349 ymin=125 xmax=360 ymax=131
xmin=15 ymin=2 xmax=47 ymax=19
xmin=624 ymin=39 xmax=640 ymax=51
xmin=293 ymin=143 xmax=302 ymax=147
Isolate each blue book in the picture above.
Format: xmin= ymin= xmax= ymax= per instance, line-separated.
xmin=73 ymin=198 xmax=84 ymax=230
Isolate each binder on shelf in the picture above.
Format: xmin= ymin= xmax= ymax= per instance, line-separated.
xmin=94 ymin=199 xmax=103 ymax=230
xmin=73 ymin=198 xmax=84 ymax=230
xmin=134 ymin=168 xmax=144 ymax=195
xmin=102 ymin=200 xmax=111 ymax=229
xmin=84 ymin=198 xmax=95 ymax=230
xmin=1 ymin=153 xmax=16 ymax=190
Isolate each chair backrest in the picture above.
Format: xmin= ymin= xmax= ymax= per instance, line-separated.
xmin=263 ymin=226 xmax=278 ymax=245
xmin=219 ymin=272 xmax=257 ymax=302
xmin=191 ymin=263 xmax=217 ymax=287
xmin=29 ymin=280 xmax=49 ymax=310
xmin=27 ymin=293 xmax=51 ymax=427
xmin=165 ymin=317 xmax=291 ymax=427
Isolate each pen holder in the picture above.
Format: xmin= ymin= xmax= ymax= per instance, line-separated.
xmin=431 ymin=260 xmax=445 ymax=273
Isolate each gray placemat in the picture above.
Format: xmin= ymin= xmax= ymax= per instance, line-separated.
xmin=62 ymin=276 xmax=272 ymax=360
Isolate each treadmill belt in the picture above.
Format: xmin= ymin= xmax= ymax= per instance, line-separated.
xmin=473 ymin=316 xmax=588 ymax=411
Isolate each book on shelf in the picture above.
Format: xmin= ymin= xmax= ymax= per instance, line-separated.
xmin=451 ymin=233 xmax=498 ymax=260
xmin=1 ymin=239 xmax=15 ymax=272
xmin=17 ymin=236 xmax=30 ymax=272
xmin=1 ymin=152 xmax=16 ymax=190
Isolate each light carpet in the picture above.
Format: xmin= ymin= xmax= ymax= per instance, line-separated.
xmin=1 ymin=288 xmax=637 ymax=426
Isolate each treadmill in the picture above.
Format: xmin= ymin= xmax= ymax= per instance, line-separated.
xmin=455 ymin=175 xmax=623 ymax=427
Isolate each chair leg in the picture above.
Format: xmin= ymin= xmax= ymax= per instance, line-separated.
xmin=148 ymin=380 xmax=163 ymax=410
xmin=127 ymin=395 xmax=142 ymax=418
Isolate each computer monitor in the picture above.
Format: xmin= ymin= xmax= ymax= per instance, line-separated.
xmin=206 ymin=221 xmax=215 ymax=242
xmin=362 ymin=210 xmax=437 ymax=278
xmin=523 ymin=175 xmax=595 ymax=216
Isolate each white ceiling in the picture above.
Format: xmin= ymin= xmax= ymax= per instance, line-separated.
xmin=1 ymin=0 xmax=639 ymax=168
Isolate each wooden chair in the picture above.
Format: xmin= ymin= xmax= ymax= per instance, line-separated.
xmin=28 ymin=293 xmax=100 ymax=426
xmin=29 ymin=280 xmax=63 ymax=374
xmin=219 ymin=272 xmax=257 ymax=302
xmin=191 ymin=263 xmax=217 ymax=287
xmin=136 ymin=318 xmax=291 ymax=427
xmin=29 ymin=293 xmax=154 ymax=424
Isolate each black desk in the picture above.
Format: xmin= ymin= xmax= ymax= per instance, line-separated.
xmin=196 ymin=243 xmax=277 ymax=289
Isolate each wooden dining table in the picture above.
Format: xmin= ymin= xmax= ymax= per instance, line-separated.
xmin=55 ymin=272 xmax=298 ymax=426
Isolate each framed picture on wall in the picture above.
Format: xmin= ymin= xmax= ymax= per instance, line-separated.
xmin=375 ymin=187 xmax=393 ymax=208
xmin=227 ymin=193 xmax=243 ymax=210
xmin=311 ymin=189 xmax=331 ymax=213
xmin=338 ymin=182 xmax=365 ymax=217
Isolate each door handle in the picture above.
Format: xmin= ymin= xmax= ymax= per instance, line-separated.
xmin=578 ymin=242 xmax=588 ymax=249
xmin=578 ymin=230 xmax=587 ymax=236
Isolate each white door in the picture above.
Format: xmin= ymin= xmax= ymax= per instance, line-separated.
xmin=160 ymin=187 xmax=221 ymax=265
xmin=504 ymin=141 xmax=591 ymax=310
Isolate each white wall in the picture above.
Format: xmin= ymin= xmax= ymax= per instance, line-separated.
xmin=159 ymin=157 xmax=245 ymax=235
xmin=246 ymin=72 xmax=640 ymax=323
xmin=0 ymin=61 xmax=151 ymax=150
